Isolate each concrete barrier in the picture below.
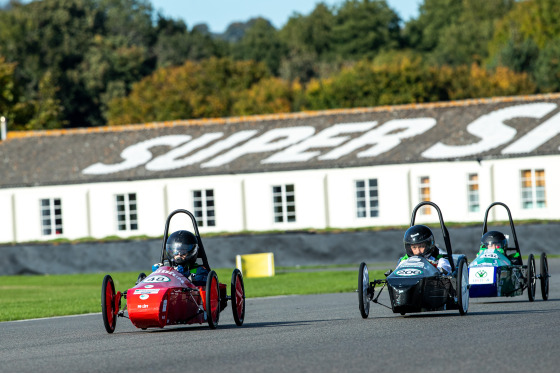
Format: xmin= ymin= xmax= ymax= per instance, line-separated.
xmin=0 ymin=223 xmax=558 ymax=275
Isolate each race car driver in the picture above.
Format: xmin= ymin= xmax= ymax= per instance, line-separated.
xmin=152 ymin=230 xmax=209 ymax=285
xmin=478 ymin=230 xmax=522 ymax=265
xmin=397 ymin=225 xmax=452 ymax=274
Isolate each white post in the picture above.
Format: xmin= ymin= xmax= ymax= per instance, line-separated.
xmin=0 ymin=116 xmax=6 ymax=141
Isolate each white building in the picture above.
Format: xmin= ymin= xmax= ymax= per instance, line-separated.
xmin=1 ymin=94 xmax=559 ymax=244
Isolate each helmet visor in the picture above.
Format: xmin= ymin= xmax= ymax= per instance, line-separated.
xmin=405 ymin=239 xmax=431 ymax=256
xmin=481 ymin=239 xmax=506 ymax=250
xmin=166 ymin=243 xmax=198 ymax=265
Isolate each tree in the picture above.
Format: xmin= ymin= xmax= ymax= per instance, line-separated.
xmin=106 ymin=58 xmax=270 ymax=125
xmin=403 ymin=0 xmax=463 ymax=52
xmin=232 ymin=77 xmax=294 ymax=115
xmin=533 ymin=37 xmax=560 ymax=92
xmin=406 ymin=0 xmax=513 ymax=66
xmin=331 ymin=0 xmax=401 ymax=60
xmin=0 ymin=0 xmax=162 ymax=128
xmin=0 ymin=56 xmax=17 ymax=122
xmin=232 ymin=18 xmax=286 ymax=75
xmin=280 ymin=3 xmax=336 ymax=59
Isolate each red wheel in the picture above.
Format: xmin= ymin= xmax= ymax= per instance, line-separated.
xmin=231 ymin=269 xmax=245 ymax=326
xmin=205 ymin=270 xmax=220 ymax=329
xmin=101 ymin=275 xmax=117 ymax=333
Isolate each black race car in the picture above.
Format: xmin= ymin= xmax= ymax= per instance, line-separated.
xmin=358 ymin=201 xmax=469 ymax=318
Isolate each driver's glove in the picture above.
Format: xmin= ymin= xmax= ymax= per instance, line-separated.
xmin=152 ymin=263 xmax=163 ymax=271
xmin=438 ymin=266 xmax=448 ymax=275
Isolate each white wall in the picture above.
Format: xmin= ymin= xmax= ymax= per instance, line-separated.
xmin=165 ymin=174 xmax=246 ymax=234
xmin=12 ymin=184 xmax=90 ymax=242
xmin=489 ymin=155 xmax=559 ymax=221
xmin=0 ymin=189 xmax=15 ymax=243
xmin=1 ymin=155 xmax=559 ymax=244
xmin=243 ymin=169 xmax=327 ymax=231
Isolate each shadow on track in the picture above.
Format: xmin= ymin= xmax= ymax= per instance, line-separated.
xmin=111 ymin=318 xmax=345 ymax=334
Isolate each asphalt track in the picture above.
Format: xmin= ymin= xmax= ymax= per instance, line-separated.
xmin=1 ymin=259 xmax=559 ymax=372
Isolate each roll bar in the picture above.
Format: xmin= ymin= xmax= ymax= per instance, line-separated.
xmin=160 ymin=209 xmax=210 ymax=269
xmin=410 ymin=201 xmax=455 ymax=273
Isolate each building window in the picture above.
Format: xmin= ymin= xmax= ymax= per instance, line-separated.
xmin=272 ymin=184 xmax=296 ymax=223
xmin=467 ymin=173 xmax=480 ymax=212
xmin=521 ymin=169 xmax=546 ymax=209
xmin=193 ymin=189 xmax=216 ymax=227
xmin=40 ymin=198 xmax=63 ymax=236
xmin=355 ymin=179 xmax=379 ymax=218
xmin=419 ymin=176 xmax=431 ymax=215
xmin=116 ymin=193 xmax=138 ymax=231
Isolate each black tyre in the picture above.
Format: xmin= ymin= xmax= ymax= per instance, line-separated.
xmin=456 ymin=257 xmax=469 ymax=315
xmin=205 ymin=270 xmax=220 ymax=329
xmin=135 ymin=272 xmax=147 ymax=285
xmin=540 ymin=253 xmax=549 ymax=301
xmin=231 ymin=269 xmax=245 ymax=326
xmin=358 ymin=262 xmax=370 ymax=319
xmin=101 ymin=275 xmax=117 ymax=333
xmin=527 ymin=254 xmax=536 ymax=302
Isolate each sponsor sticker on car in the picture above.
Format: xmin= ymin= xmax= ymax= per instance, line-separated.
xmin=403 ymin=262 xmax=424 ymax=268
xmin=133 ymin=288 xmax=161 ymax=295
xmin=469 ymin=266 xmax=494 ymax=284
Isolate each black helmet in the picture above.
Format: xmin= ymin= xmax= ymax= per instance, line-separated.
xmin=481 ymin=231 xmax=508 ymax=251
xmin=166 ymin=230 xmax=198 ymax=266
xmin=404 ymin=225 xmax=435 ymax=258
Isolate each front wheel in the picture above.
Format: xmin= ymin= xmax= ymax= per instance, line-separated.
xmin=231 ymin=269 xmax=245 ymax=326
xmin=527 ymin=254 xmax=536 ymax=302
xmin=540 ymin=253 xmax=549 ymax=301
xmin=456 ymin=258 xmax=469 ymax=315
xmin=205 ymin=270 xmax=220 ymax=329
xmin=101 ymin=275 xmax=117 ymax=333
xmin=358 ymin=262 xmax=370 ymax=319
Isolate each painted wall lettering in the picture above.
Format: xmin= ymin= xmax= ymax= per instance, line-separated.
xmin=82 ymin=135 xmax=190 ymax=175
xmin=262 ymin=122 xmax=378 ymax=163
xmin=502 ymin=111 xmax=560 ymax=154
xmin=422 ymin=103 xmax=557 ymax=159
xmin=80 ymin=102 xmax=560 ymax=175
xmin=319 ymin=118 xmax=436 ymax=160
xmin=201 ymin=127 xmax=315 ymax=168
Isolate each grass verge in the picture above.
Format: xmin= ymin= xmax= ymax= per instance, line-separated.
xmin=0 ymin=267 xmax=386 ymax=322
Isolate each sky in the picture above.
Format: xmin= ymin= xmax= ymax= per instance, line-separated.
xmin=149 ymin=0 xmax=423 ymax=33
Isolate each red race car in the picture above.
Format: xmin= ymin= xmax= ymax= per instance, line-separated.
xmin=101 ymin=209 xmax=246 ymax=333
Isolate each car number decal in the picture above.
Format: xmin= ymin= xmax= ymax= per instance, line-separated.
xmin=481 ymin=253 xmax=499 ymax=259
xmin=395 ymin=268 xmax=423 ymax=276
xmin=143 ymin=275 xmax=171 ymax=283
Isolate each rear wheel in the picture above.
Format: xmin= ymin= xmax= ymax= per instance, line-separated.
xmin=101 ymin=275 xmax=117 ymax=333
xmin=527 ymin=254 xmax=536 ymax=302
xmin=540 ymin=253 xmax=549 ymax=301
xmin=205 ymin=270 xmax=220 ymax=329
xmin=358 ymin=262 xmax=370 ymax=319
xmin=231 ymin=269 xmax=245 ymax=326
xmin=456 ymin=257 xmax=469 ymax=315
